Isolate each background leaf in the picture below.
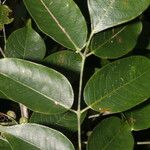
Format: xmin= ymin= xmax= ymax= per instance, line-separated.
xmin=5 ymin=20 xmax=46 ymax=61
xmin=88 ymin=0 xmax=150 ymax=33
xmin=44 ymin=50 xmax=82 ymax=81
xmin=0 ymin=58 xmax=74 ymax=114
xmin=0 ymin=136 xmax=12 ymax=150
xmin=0 ymin=123 xmax=75 ymax=150
xmin=23 ymin=0 xmax=87 ymax=51
xmin=90 ymin=22 xmax=142 ymax=59
xmin=124 ymin=101 xmax=150 ymax=131
xmin=30 ymin=111 xmax=86 ymax=132
xmin=87 ymin=117 xmax=134 ymax=150
xmin=136 ymin=21 xmax=150 ymax=50
xmin=84 ymin=56 xmax=150 ymax=113
xmin=0 ymin=4 xmax=13 ymax=30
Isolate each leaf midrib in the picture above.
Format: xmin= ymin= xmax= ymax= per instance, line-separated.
xmin=39 ymin=0 xmax=79 ymax=51
xmin=90 ymin=69 xmax=149 ymax=108
xmin=92 ymin=26 xmax=126 ymax=52
xmin=102 ymin=124 xmax=128 ymax=150
xmin=0 ymin=73 xmax=69 ymax=109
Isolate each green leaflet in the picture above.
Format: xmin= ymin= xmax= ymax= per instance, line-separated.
xmin=0 ymin=136 xmax=12 ymax=150
xmin=5 ymin=20 xmax=46 ymax=61
xmin=84 ymin=56 xmax=150 ymax=113
xmin=44 ymin=50 xmax=82 ymax=82
xmin=23 ymin=0 xmax=87 ymax=51
xmin=87 ymin=117 xmax=134 ymax=150
xmin=88 ymin=0 xmax=150 ymax=33
xmin=90 ymin=22 xmax=142 ymax=59
xmin=30 ymin=111 xmax=86 ymax=132
xmin=0 ymin=58 xmax=74 ymax=114
xmin=0 ymin=123 xmax=75 ymax=150
xmin=124 ymin=101 xmax=150 ymax=131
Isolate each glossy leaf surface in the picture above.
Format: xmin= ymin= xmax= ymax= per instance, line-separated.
xmin=0 ymin=4 xmax=13 ymax=30
xmin=30 ymin=111 xmax=86 ymax=131
xmin=88 ymin=0 xmax=150 ymax=33
xmin=0 ymin=58 xmax=74 ymax=114
xmin=0 ymin=136 xmax=11 ymax=150
xmin=0 ymin=123 xmax=75 ymax=150
xmin=23 ymin=0 xmax=87 ymax=51
xmin=87 ymin=117 xmax=134 ymax=150
xmin=5 ymin=20 xmax=46 ymax=60
xmin=124 ymin=101 xmax=150 ymax=131
xmin=84 ymin=56 xmax=150 ymax=113
xmin=90 ymin=22 xmax=142 ymax=59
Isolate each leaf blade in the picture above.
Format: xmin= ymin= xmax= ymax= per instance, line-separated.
xmin=88 ymin=0 xmax=150 ymax=33
xmin=30 ymin=111 xmax=86 ymax=132
xmin=84 ymin=56 xmax=150 ymax=113
xmin=90 ymin=22 xmax=142 ymax=59
xmin=124 ymin=101 xmax=150 ymax=131
xmin=5 ymin=20 xmax=46 ymax=61
xmin=44 ymin=50 xmax=82 ymax=82
xmin=0 ymin=123 xmax=75 ymax=150
xmin=23 ymin=0 xmax=87 ymax=51
xmin=0 ymin=58 xmax=74 ymax=114
xmin=0 ymin=136 xmax=12 ymax=150
xmin=87 ymin=117 xmax=134 ymax=150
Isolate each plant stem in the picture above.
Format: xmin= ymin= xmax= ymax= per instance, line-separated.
xmin=77 ymin=56 xmax=86 ymax=116
xmin=0 ymin=47 xmax=6 ymax=57
xmin=3 ymin=26 xmax=7 ymax=50
xmin=2 ymin=0 xmax=7 ymax=4
xmin=77 ymin=55 xmax=86 ymax=150
xmin=77 ymin=32 xmax=95 ymax=150
xmin=86 ymin=51 xmax=94 ymax=57
xmin=81 ymin=106 xmax=91 ymax=114
xmin=19 ymin=104 xmax=28 ymax=119
xmin=69 ymin=108 xmax=77 ymax=114
xmin=137 ymin=141 xmax=150 ymax=145
xmin=0 ymin=25 xmax=7 ymax=57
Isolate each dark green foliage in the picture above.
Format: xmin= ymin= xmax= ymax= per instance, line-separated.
xmin=0 ymin=0 xmax=150 ymax=150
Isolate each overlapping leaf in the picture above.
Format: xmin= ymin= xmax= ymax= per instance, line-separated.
xmin=124 ymin=101 xmax=150 ymax=131
xmin=44 ymin=50 xmax=82 ymax=73
xmin=136 ymin=21 xmax=150 ymax=50
xmin=87 ymin=117 xmax=134 ymax=150
xmin=0 ymin=58 xmax=74 ymax=114
xmin=0 ymin=123 xmax=75 ymax=150
xmin=5 ymin=20 xmax=46 ymax=60
xmin=23 ymin=0 xmax=87 ymax=51
xmin=88 ymin=0 xmax=150 ymax=34
xmin=44 ymin=50 xmax=82 ymax=81
xmin=84 ymin=56 xmax=150 ymax=113
xmin=90 ymin=22 xmax=142 ymax=59
xmin=30 ymin=111 xmax=86 ymax=131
